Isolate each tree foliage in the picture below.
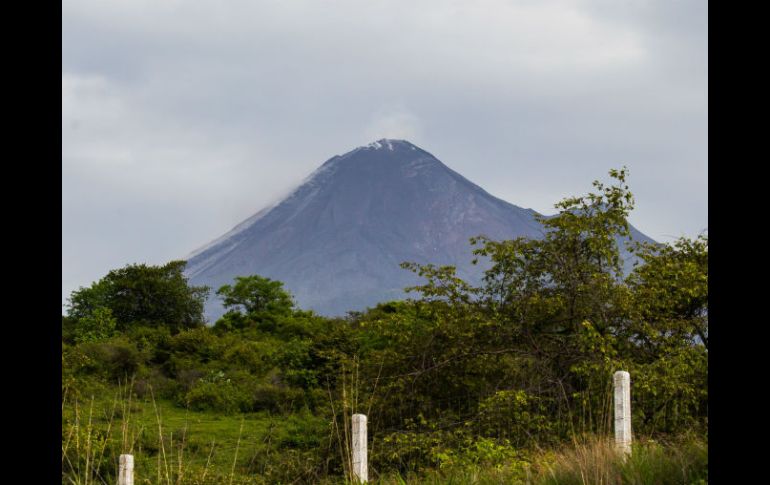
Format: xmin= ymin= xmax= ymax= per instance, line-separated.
xmin=216 ymin=275 xmax=295 ymax=316
xmin=72 ymin=306 xmax=117 ymax=343
xmin=67 ymin=260 xmax=209 ymax=333
xmin=366 ymin=168 xmax=706 ymax=443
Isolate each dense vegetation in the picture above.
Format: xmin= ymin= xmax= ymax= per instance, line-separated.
xmin=62 ymin=169 xmax=707 ymax=484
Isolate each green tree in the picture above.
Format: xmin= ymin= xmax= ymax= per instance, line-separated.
xmin=626 ymin=234 xmax=708 ymax=350
xmin=391 ymin=168 xmax=648 ymax=437
xmin=458 ymin=169 xmax=636 ymax=374
xmin=67 ymin=261 xmax=209 ymax=333
xmin=216 ymin=275 xmax=295 ymax=316
xmin=73 ymin=307 xmax=117 ymax=343
xmin=620 ymin=234 xmax=708 ymax=433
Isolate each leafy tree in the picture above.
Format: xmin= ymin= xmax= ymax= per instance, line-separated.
xmin=216 ymin=275 xmax=295 ymax=317
xmin=626 ymin=234 xmax=708 ymax=350
xmin=73 ymin=307 xmax=117 ymax=343
xmin=67 ymin=261 xmax=209 ymax=333
xmin=387 ymin=168 xmax=701 ymax=438
xmin=620 ymin=234 xmax=708 ymax=433
xmin=61 ymin=315 xmax=78 ymax=344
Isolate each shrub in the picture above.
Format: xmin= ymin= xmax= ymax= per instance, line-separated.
xmin=184 ymin=378 xmax=252 ymax=413
xmin=477 ymin=390 xmax=553 ymax=447
xmin=252 ymin=381 xmax=306 ymax=413
xmin=73 ymin=307 xmax=117 ymax=343
xmin=78 ymin=337 xmax=145 ymax=381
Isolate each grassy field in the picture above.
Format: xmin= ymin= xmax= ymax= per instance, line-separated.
xmin=62 ymin=384 xmax=707 ymax=485
xmin=62 ymin=385 xmax=331 ymax=484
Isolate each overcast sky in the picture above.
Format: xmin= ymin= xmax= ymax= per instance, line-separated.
xmin=62 ymin=0 xmax=707 ymax=307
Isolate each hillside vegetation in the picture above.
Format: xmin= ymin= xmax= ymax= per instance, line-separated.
xmin=62 ymin=169 xmax=707 ymax=484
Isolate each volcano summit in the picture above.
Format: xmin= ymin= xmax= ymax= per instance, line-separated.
xmin=185 ymin=140 xmax=653 ymax=320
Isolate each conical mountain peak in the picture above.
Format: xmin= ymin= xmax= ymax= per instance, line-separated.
xmin=304 ymin=139 xmax=447 ymax=193
xmin=362 ymin=138 xmax=418 ymax=151
xmin=186 ymin=141 xmax=654 ymax=320
xmin=325 ymin=139 xmax=436 ymax=167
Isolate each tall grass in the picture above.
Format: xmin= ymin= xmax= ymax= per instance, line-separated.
xmin=62 ymin=383 xmax=126 ymax=485
xmin=535 ymin=434 xmax=707 ymax=485
xmin=63 ymin=380 xmax=329 ymax=484
xmin=370 ymin=434 xmax=707 ymax=484
xmin=63 ymin=377 xmax=706 ymax=484
xmin=62 ymin=380 xmax=224 ymax=485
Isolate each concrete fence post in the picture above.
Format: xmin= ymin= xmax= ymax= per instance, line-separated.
xmin=613 ymin=370 xmax=632 ymax=457
xmin=118 ymin=454 xmax=134 ymax=485
xmin=352 ymin=413 xmax=368 ymax=483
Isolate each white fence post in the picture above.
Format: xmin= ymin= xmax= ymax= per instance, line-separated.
xmin=613 ymin=370 xmax=632 ymax=457
xmin=352 ymin=413 xmax=368 ymax=483
xmin=118 ymin=454 xmax=134 ymax=485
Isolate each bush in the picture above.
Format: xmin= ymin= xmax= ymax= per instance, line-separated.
xmin=132 ymin=367 xmax=178 ymax=399
xmin=126 ymin=325 xmax=172 ymax=357
xmin=222 ymin=340 xmax=275 ymax=375
xmin=251 ymin=381 xmax=306 ymax=413
xmin=277 ymin=409 xmax=328 ymax=449
xmin=184 ymin=378 xmax=252 ymax=413
xmin=78 ymin=337 xmax=145 ymax=381
xmin=170 ymin=327 xmax=220 ymax=360
xmin=477 ymin=390 xmax=553 ymax=447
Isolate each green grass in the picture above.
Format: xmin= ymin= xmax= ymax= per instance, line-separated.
xmin=62 ymin=386 xmax=707 ymax=484
xmin=534 ymin=435 xmax=708 ymax=485
xmin=368 ymin=435 xmax=707 ymax=485
xmin=62 ymin=386 xmax=330 ymax=484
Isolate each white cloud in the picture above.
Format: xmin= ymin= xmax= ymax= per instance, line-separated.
xmin=365 ymin=107 xmax=423 ymax=142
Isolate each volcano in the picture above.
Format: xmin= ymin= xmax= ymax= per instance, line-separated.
xmin=185 ymin=139 xmax=653 ymax=320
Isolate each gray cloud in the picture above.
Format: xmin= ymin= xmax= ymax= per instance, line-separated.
xmin=62 ymin=0 xmax=707 ymax=307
